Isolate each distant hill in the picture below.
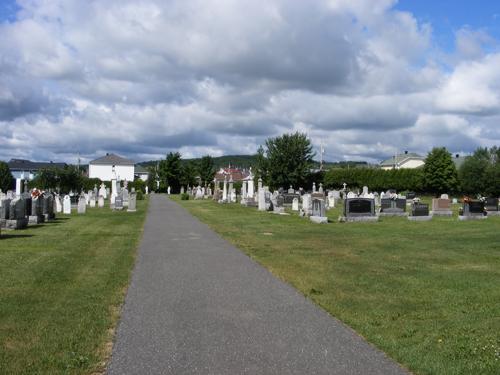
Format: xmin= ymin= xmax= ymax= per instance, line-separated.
xmin=139 ymin=155 xmax=369 ymax=170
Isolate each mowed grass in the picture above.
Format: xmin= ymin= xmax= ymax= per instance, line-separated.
xmin=0 ymin=198 xmax=148 ymax=374
xmin=176 ymin=196 xmax=500 ymax=375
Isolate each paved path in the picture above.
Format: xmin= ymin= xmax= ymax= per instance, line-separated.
xmin=107 ymin=195 xmax=408 ymax=375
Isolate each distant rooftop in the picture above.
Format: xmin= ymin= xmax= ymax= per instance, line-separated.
xmin=380 ymin=152 xmax=424 ymax=167
xmin=89 ymin=153 xmax=134 ymax=166
xmin=452 ymin=154 xmax=467 ymax=169
xmin=8 ymin=159 xmax=67 ymax=170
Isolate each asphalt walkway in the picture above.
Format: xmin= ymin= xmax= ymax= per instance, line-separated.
xmin=107 ymin=194 xmax=408 ymax=374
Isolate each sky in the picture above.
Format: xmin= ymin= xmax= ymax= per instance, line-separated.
xmin=0 ymin=0 xmax=499 ymax=164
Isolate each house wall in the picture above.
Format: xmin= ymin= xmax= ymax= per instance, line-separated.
xmin=89 ymin=164 xmax=135 ymax=181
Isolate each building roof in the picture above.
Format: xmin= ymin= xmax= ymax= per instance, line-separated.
xmin=89 ymin=153 xmax=134 ymax=166
xmin=135 ymin=165 xmax=150 ymax=174
xmin=380 ymin=153 xmax=424 ymax=167
xmin=8 ymin=159 xmax=67 ymax=171
xmin=214 ymin=167 xmax=251 ymax=182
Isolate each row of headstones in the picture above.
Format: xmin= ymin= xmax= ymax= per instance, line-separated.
xmin=228 ymin=183 xmax=500 ymax=224
xmin=0 ymin=192 xmax=56 ymax=231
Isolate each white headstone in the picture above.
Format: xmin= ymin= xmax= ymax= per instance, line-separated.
xmin=55 ymin=195 xmax=62 ymax=213
xmin=78 ymin=196 xmax=86 ymax=214
xmin=99 ymin=183 xmax=107 ymax=199
xmin=258 ymin=188 xmax=266 ymax=211
xmin=89 ymin=193 xmax=96 ymax=208
xmin=440 ymin=194 xmax=449 ymax=200
xmin=98 ymin=195 xmax=105 ymax=208
xmin=63 ymin=195 xmax=71 ymax=214
xmin=292 ymin=198 xmax=299 ymax=211
xmin=302 ymin=194 xmax=312 ymax=216
xmin=347 ymin=191 xmax=356 ymax=199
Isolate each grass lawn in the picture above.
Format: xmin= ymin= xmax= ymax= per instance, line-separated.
xmin=176 ymin=196 xmax=500 ymax=375
xmin=0 ymin=198 xmax=148 ymax=375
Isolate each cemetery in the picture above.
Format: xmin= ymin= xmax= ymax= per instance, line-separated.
xmin=2 ymin=137 xmax=500 ymax=375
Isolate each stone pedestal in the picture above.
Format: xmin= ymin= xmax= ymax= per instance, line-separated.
xmin=28 ymin=215 xmax=45 ymax=225
xmin=5 ymin=218 xmax=28 ymax=230
xmin=310 ymin=216 xmax=328 ymax=224
xmin=430 ymin=210 xmax=453 ymax=216
xmin=407 ymin=215 xmax=433 ymax=221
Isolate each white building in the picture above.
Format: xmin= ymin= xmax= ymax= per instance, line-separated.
xmin=134 ymin=165 xmax=150 ymax=181
xmin=89 ymin=153 xmax=135 ymax=182
xmin=380 ymin=152 xmax=425 ymax=170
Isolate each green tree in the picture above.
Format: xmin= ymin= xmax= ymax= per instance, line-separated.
xmin=0 ymin=161 xmax=14 ymax=191
xmin=198 ymin=155 xmax=215 ymax=186
xmin=458 ymin=148 xmax=490 ymax=195
xmin=259 ymin=132 xmax=314 ymax=190
xmin=423 ymin=147 xmax=458 ymax=196
xmin=255 ymin=146 xmax=269 ymax=185
xmin=30 ymin=168 xmax=59 ymax=190
xmin=159 ymin=152 xmax=182 ymax=193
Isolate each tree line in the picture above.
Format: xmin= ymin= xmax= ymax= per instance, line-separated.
xmin=1 ymin=135 xmax=499 ymax=196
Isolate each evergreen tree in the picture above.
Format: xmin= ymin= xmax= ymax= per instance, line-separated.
xmin=159 ymin=152 xmax=182 ymax=193
xmin=458 ymin=148 xmax=490 ymax=195
xmin=181 ymin=160 xmax=199 ymax=188
xmin=423 ymin=147 xmax=458 ymax=196
xmin=0 ymin=161 xmax=14 ymax=191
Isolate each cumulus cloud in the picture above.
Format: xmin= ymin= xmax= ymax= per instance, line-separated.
xmin=0 ymin=0 xmax=499 ymax=163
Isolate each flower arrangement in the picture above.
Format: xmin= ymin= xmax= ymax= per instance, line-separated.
xmin=31 ymin=188 xmax=42 ymax=198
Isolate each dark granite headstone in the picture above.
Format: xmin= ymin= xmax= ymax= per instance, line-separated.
xmin=381 ymin=198 xmax=392 ymax=210
xmin=485 ymin=198 xmax=498 ymax=211
xmin=395 ymin=199 xmax=406 ymax=211
xmin=466 ymin=201 xmax=484 ymax=215
xmin=406 ymin=192 xmax=416 ymax=200
xmin=412 ymin=203 xmax=429 ymax=216
xmin=345 ymin=198 xmax=375 ymax=217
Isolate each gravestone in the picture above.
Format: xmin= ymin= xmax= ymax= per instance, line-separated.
xmin=459 ymin=200 xmax=486 ymax=221
xmin=408 ymin=202 xmax=432 ymax=221
xmin=55 ymin=195 xmax=62 ymax=213
xmin=114 ymin=196 xmax=124 ymax=211
xmin=301 ymin=194 xmax=312 ymax=216
xmin=99 ymin=183 xmax=107 ymax=199
xmin=431 ymin=197 xmax=452 ymax=216
xmin=128 ymin=191 xmax=137 ymax=212
xmin=5 ymin=199 xmax=28 ymax=229
xmin=406 ymin=192 xmax=416 ymax=200
xmin=98 ymin=195 xmax=105 ymax=208
xmin=0 ymin=198 xmax=11 ymax=229
xmin=292 ymin=198 xmax=299 ymax=211
xmin=341 ymin=198 xmax=378 ymax=222
xmin=258 ymin=188 xmax=266 ymax=211
xmin=63 ymin=195 xmax=71 ymax=214
xmin=89 ymin=193 xmax=96 ymax=208
xmin=29 ymin=196 xmax=45 ymax=225
xmin=379 ymin=198 xmax=407 ymax=216
xmin=310 ymin=198 xmax=327 ymax=224
xmin=122 ymin=188 xmax=129 ymax=207
xmin=485 ymin=198 xmax=499 ymax=216
xmin=287 ymin=185 xmax=294 ymax=194
xmin=273 ymin=195 xmax=285 ymax=214
xmin=78 ymin=195 xmax=86 ymax=214
xmin=42 ymin=195 xmax=55 ymax=221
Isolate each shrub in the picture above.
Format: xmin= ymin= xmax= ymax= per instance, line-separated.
xmin=136 ymin=191 xmax=144 ymax=200
xmin=180 ymin=193 xmax=190 ymax=200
